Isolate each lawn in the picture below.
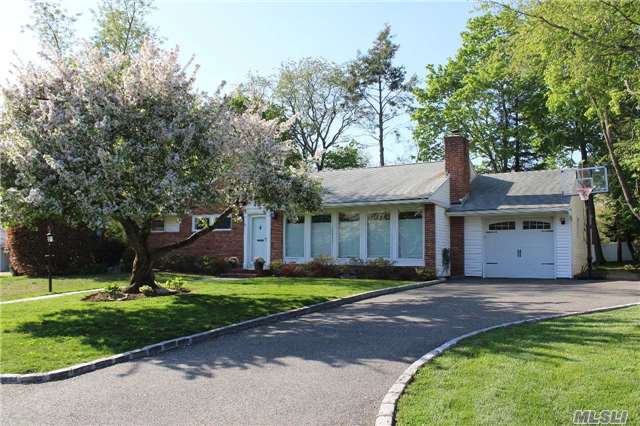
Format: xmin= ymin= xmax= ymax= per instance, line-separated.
xmin=0 ymin=274 xmax=411 ymax=374
xmin=395 ymin=306 xmax=640 ymax=426
xmin=0 ymin=273 xmax=129 ymax=301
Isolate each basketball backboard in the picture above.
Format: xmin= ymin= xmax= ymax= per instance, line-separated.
xmin=575 ymin=166 xmax=608 ymax=197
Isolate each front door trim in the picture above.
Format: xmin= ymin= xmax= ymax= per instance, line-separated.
xmin=243 ymin=206 xmax=272 ymax=270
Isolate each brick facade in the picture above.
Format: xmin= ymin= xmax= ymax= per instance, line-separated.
xmin=423 ymin=204 xmax=436 ymax=270
xmin=444 ymin=134 xmax=470 ymax=204
xmin=270 ymin=212 xmax=283 ymax=263
xmin=450 ymin=216 xmax=465 ymax=276
xmin=148 ymin=210 xmax=244 ymax=263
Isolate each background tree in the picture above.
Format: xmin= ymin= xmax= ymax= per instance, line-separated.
xmin=0 ymin=41 xmax=321 ymax=292
xmin=412 ymin=12 xmax=563 ymax=172
xmin=92 ymin=0 xmax=159 ymax=55
xmin=497 ymin=0 xmax=640 ymax=223
xmin=252 ymin=58 xmax=361 ymax=170
xmin=347 ymin=24 xmax=416 ymax=166
xmin=322 ymin=140 xmax=368 ymax=170
xmin=24 ymin=0 xmax=78 ymax=57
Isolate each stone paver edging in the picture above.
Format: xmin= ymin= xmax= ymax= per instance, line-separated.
xmin=375 ymin=301 xmax=640 ymax=426
xmin=1 ymin=279 xmax=442 ymax=385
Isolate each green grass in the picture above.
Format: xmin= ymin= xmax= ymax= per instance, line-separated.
xmin=396 ymin=306 xmax=640 ymax=426
xmin=0 ymin=274 xmax=410 ymax=374
xmin=0 ymin=273 xmax=129 ymax=301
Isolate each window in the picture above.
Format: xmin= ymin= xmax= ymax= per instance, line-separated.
xmin=488 ymin=221 xmax=516 ymax=231
xmin=523 ymin=220 xmax=551 ymax=230
xmin=192 ymin=214 xmax=232 ymax=232
xmin=150 ymin=218 xmax=165 ymax=232
xmin=338 ymin=213 xmax=360 ymax=258
xmin=311 ymin=215 xmax=332 ymax=257
xmin=367 ymin=212 xmax=390 ymax=258
xmin=398 ymin=211 xmax=423 ymax=259
xmin=285 ymin=216 xmax=305 ymax=258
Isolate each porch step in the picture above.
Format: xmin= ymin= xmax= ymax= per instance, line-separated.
xmin=219 ymin=270 xmax=259 ymax=279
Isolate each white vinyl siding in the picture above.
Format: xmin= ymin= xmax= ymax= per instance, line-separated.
xmin=464 ymin=216 xmax=483 ymax=277
xmin=435 ymin=206 xmax=450 ymax=277
xmin=555 ymin=214 xmax=572 ymax=278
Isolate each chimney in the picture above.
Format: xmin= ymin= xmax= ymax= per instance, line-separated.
xmin=444 ymin=131 xmax=470 ymax=204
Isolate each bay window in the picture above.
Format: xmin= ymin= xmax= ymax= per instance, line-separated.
xmin=285 ymin=216 xmax=305 ymax=258
xmin=367 ymin=212 xmax=390 ymax=258
xmin=398 ymin=211 xmax=423 ymax=259
xmin=338 ymin=213 xmax=360 ymax=258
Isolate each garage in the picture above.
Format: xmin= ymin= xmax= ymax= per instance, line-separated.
xmin=484 ymin=219 xmax=555 ymax=279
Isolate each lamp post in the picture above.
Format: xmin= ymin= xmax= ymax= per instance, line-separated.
xmin=46 ymin=228 xmax=54 ymax=292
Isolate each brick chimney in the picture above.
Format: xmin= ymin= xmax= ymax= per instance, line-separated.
xmin=444 ymin=131 xmax=470 ymax=204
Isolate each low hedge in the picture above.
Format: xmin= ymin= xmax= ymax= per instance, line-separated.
xmin=270 ymin=257 xmax=436 ymax=281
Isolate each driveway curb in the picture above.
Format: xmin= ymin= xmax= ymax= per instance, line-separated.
xmin=374 ymin=301 xmax=640 ymax=426
xmin=1 ymin=279 xmax=443 ymax=384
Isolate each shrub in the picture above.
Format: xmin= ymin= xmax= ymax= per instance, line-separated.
xmin=270 ymin=260 xmax=284 ymax=275
xmin=623 ymin=264 xmax=639 ymax=272
xmin=415 ymin=267 xmax=436 ymax=281
xmin=102 ymin=283 xmax=122 ymax=298
xmin=139 ymin=285 xmax=155 ymax=296
xmin=199 ymin=256 xmax=227 ymax=275
xmin=6 ymin=220 xmax=124 ymax=277
xmin=280 ymin=263 xmax=307 ymax=277
xmin=165 ymin=276 xmax=187 ymax=291
xmin=225 ymin=256 xmax=240 ymax=270
xmin=308 ymin=256 xmax=336 ymax=277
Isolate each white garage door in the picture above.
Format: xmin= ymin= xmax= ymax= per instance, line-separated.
xmin=484 ymin=219 xmax=555 ymax=279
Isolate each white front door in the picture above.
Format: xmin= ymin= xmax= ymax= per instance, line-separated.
xmin=251 ymin=216 xmax=267 ymax=265
xmin=484 ymin=219 xmax=555 ymax=279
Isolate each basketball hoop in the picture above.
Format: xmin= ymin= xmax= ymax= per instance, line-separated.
xmin=576 ymin=185 xmax=593 ymax=201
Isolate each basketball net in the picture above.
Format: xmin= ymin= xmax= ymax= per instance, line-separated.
xmin=576 ymin=185 xmax=593 ymax=201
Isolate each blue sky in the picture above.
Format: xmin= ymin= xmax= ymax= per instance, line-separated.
xmin=1 ymin=0 xmax=476 ymax=164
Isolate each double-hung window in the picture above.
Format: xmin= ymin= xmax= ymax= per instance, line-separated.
xmin=311 ymin=215 xmax=332 ymax=257
xmin=367 ymin=212 xmax=390 ymax=258
xmin=398 ymin=211 xmax=423 ymax=259
xmin=338 ymin=213 xmax=360 ymax=258
xmin=285 ymin=216 xmax=305 ymax=258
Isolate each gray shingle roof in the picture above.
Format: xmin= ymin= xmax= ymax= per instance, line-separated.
xmin=449 ymin=169 xmax=576 ymax=213
xmin=315 ymin=162 xmax=447 ymax=205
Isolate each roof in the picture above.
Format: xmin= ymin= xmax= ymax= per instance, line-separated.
xmin=315 ymin=162 xmax=447 ymax=205
xmin=449 ymin=169 xmax=576 ymax=214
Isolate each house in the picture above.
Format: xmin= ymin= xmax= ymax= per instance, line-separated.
xmin=148 ymin=133 xmax=589 ymax=279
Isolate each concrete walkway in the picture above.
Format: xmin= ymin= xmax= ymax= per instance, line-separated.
xmin=2 ymin=279 xmax=639 ymax=425
xmin=1 ymin=288 xmax=102 ymax=304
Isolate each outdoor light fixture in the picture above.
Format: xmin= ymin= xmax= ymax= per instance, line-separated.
xmin=560 ymin=217 xmax=566 ymax=225
xmin=46 ymin=228 xmax=54 ymax=292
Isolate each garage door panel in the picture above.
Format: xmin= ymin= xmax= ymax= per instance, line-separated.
xmin=484 ymin=221 xmax=555 ymax=279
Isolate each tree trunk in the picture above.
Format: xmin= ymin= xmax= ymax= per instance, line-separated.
xmin=617 ymin=239 xmax=623 ymax=263
xmin=625 ymin=235 xmax=637 ymax=261
xmin=119 ymin=218 xmax=158 ymax=293
xmin=127 ymin=245 xmax=157 ymax=293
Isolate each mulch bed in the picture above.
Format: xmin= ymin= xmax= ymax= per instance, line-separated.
xmin=82 ymin=287 xmax=189 ymax=302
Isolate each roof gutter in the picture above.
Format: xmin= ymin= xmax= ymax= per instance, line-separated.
xmin=446 ymin=206 xmax=570 ymax=216
xmin=322 ymin=197 xmax=434 ymax=208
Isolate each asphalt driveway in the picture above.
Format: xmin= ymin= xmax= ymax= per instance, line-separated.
xmin=2 ymin=279 xmax=639 ymax=426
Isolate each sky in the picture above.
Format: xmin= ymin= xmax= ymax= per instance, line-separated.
xmin=0 ymin=0 xmax=477 ymax=164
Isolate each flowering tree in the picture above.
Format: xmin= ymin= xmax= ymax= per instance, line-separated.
xmin=0 ymin=41 xmax=321 ymax=292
